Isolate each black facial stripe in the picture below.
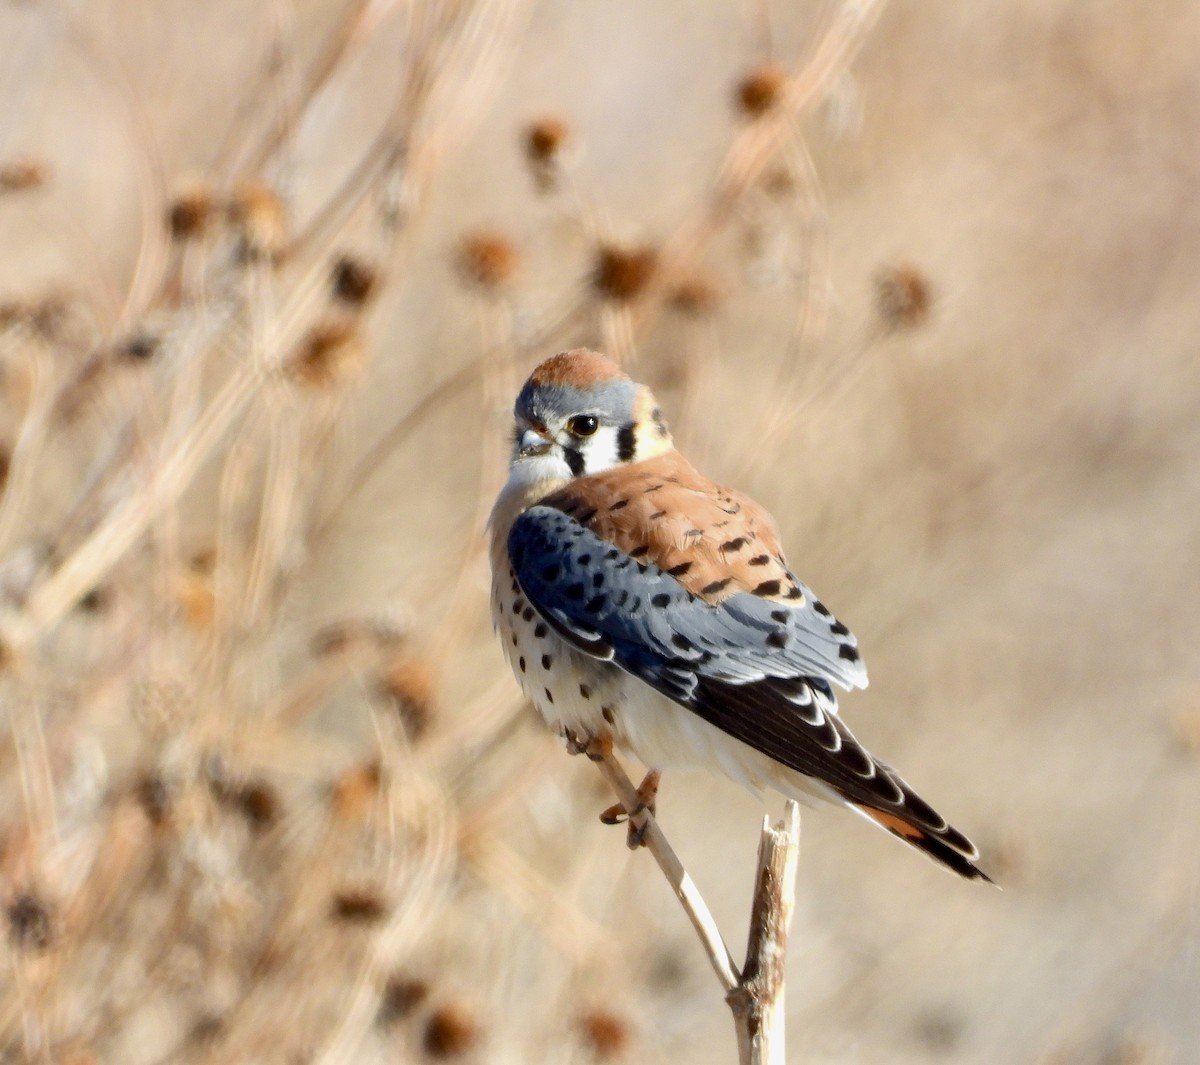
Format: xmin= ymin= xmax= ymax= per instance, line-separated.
xmin=564 ymin=446 xmax=586 ymax=476
xmin=617 ymin=423 xmax=637 ymax=462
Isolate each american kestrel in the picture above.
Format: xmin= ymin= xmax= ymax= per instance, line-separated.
xmin=490 ymin=349 xmax=988 ymax=880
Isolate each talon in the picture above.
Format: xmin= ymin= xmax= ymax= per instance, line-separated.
xmin=599 ymin=802 xmax=628 ymax=826
xmin=584 ymin=734 xmax=613 ymax=762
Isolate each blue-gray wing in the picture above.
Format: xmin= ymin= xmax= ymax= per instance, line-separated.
xmin=508 ymin=505 xmax=987 ymax=880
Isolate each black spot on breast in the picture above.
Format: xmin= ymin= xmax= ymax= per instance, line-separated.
xmin=753 ymin=580 xmax=782 ymax=597
xmin=609 ymin=499 xmax=629 ymax=512
xmin=511 ymin=599 xmax=524 ymax=614
xmin=701 ymin=578 xmax=732 ymax=596
xmin=668 ymin=561 xmax=693 ymax=577
xmin=651 ymin=593 xmax=671 ymax=608
xmin=684 ymin=528 xmax=704 ymax=541
xmin=629 ymin=545 xmax=650 ymax=559
xmin=544 ymin=688 xmax=555 ymax=704
xmin=592 ymin=572 xmax=605 ymax=587
xmin=541 ymin=654 xmax=552 ymax=670
xmin=785 ymin=586 xmax=803 ymax=600
xmin=838 ymin=644 xmax=860 ymax=662
xmin=602 ymin=706 xmax=616 ymax=724
xmin=617 ymin=423 xmax=637 ymax=461
xmin=511 ymin=632 xmax=519 ymax=647
xmin=770 ymin=609 xmax=790 ymax=623
xmin=578 ymin=553 xmax=591 ymax=565
xmin=830 ymin=620 xmax=849 ymax=636
xmin=748 ymin=554 xmax=770 ymax=566
xmin=766 ymin=630 xmax=789 ymax=649
xmin=522 ymin=607 xmax=535 ymax=622
xmin=519 ymin=657 xmax=526 ymax=672
xmin=579 ymin=684 xmax=592 ymax=699
xmin=813 ymin=600 xmax=831 ymax=616
xmin=605 ymin=548 xmax=621 ymax=560
xmin=564 ymin=583 xmax=585 ymax=600
xmin=534 ymin=623 xmax=547 ymax=639
xmin=585 ymin=594 xmax=607 ymax=613
xmin=649 ymin=510 xmax=666 ymax=521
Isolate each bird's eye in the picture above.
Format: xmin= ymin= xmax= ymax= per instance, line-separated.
xmin=566 ymin=414 xmax=599 ymax=437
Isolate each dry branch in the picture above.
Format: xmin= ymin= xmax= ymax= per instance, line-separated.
xmin=586 ymin=740 xmax=803 ymax=1063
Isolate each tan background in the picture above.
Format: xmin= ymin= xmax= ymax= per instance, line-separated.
xmin=0 ymin=2 xmax=1197 ymax=1063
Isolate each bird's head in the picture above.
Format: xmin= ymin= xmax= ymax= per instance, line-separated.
xmin=510 ymin=349 xmax=673 ymax=479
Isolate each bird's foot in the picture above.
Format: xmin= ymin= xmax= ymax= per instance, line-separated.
xmin=562 ymin=728 xmax=612 ymax=762
xmin=599 ymin=769 xmax=661 ymax=849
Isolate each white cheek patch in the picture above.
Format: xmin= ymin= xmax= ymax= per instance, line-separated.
xmin=575 ymin=426 xmax=623 ymax=475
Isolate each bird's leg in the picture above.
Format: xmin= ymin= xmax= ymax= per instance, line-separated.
xmin=562 ymin=728 xmax=613 ymax=761
xmin=600 ymin=769 xmax=661 ymax=849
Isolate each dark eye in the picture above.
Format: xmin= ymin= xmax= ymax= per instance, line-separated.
xmin=566 ymin=414 xmax=599 ymax=437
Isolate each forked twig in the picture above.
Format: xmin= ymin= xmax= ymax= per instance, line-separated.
xmin=581 ymin=736 xmax=802 ymax=1063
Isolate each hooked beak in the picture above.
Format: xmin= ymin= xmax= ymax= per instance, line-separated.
xmin=518 ymin=426 xmax=553 ymax=458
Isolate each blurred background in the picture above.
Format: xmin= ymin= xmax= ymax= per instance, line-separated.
xmin=0 ymin=1 xmax=1197 ymax=1062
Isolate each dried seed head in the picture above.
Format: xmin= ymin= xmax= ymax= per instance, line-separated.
xmin=331 ymin=253 xmax=381 ymax=306
xmin=591 ymin=243 xmax=658 ymax=302
xmin=134 ymin=772 xmax=171 ymax=825
xmin=234 ymin=780 xmax=281 ymax=831
xmin=330 ymin=760 xmax=383 ymax=821
xmin=577 ymin=1009 xmax=630 ymax=1060
xmin=7 ymin=891 xmax=53 ymax=951
xmin=331 ymin=887 xmax=389 ymax=924
xmin=168 ymin=185 xmax=215 ymax=241
xmin=736 ymin=63 xmax=786 ymax=118
xmin=378 ymin=656 xmax=437 ymax=742
xmin=0 ymin=159 xmax=51 ymax=193
xmin=174 ymin=564 xmax=215 ymax=628
xmin=524 ymin=116 xmax=571 ymax=191
xmin=227 ymin=181 xmax=287 ymax=263
xmin=378 ymin=974 xmax=431 ymax=1026
xmin=422 ymin=1003 xmax=480 ymax=1058
xmin=456 ymin=231 xmax=519 ymax=290
xmin=668 ymin=275 xmax=722 ymax=318
xmin=875 ymin=263 xmax=932 ymax=330
xmin=288 ymin=317 xmax=364 ymax=388
xmin=117 ymin=332 xmax=160 ymax=362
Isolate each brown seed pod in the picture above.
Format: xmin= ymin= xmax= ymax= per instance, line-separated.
xmin=330 ymin=887 xmax=389 ymax=924
xmin=329 ymin=760 xmax=383 ymax=821
xmin=422 ymin=1002 xmax=480 ymax=1058
xmin=168 ymin=185 xmax=215 ymax=241
xmin=875 ymin=263 xmax=932 ymax=330
xmin=736 ymin=63 xmax=786 ymax=118
xmin=331 ymin=254 xmax=380 ymax=306
xmin=668 ymin=275 xmax=722 ymax=318
xmin=456 ymin=231 xmax=519 ymax=290
xmin=227 ymin=181 xmax=287 ymax=263
xmin=524 ymin=116 xmax=571 ymax=191
xmin=591 ymin=243 xmax=658 ymax=303
xmin=0 ymin=159 xmax=51 ymax=193
xmin=7 ymin=891 xmax=53 ymax=951
xmin=577 ymin=1009 xmax=630 ymax=1060
xmin=288 ymin=317 xmax=364 ymax=388
xmin=378 ymin=656 xmax=437 ymax=742
xmin=377 ymin=974 xmax=431 ymax=1026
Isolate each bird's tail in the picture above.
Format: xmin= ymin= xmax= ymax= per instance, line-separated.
xmin=851 ymin=800 xmax=994 ymax=883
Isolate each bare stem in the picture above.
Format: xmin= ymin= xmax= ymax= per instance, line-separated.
xmin=728 ymin=803 xmax=801 ymax=1065
xmin=587 ymin=740 xmax=804 ymax=1065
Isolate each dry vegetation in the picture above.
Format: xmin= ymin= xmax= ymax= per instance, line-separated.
xmin=0 ymin=1 xmax=1198 ymax=1063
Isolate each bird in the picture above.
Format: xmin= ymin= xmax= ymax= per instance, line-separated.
xmin=489 ymin=348 xmax=989 ymax=880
